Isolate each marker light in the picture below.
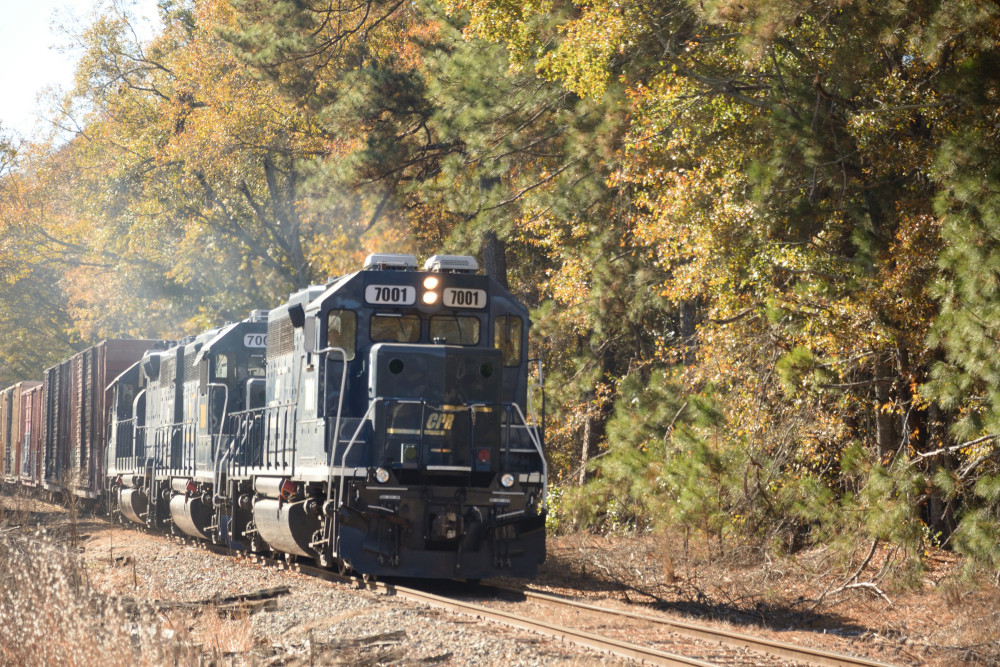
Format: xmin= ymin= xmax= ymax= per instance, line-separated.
xmin=375 ymin=468 xmax=391 ymax=484
xmin=501 ymin=473 xmax=515 ymax=488
xmin=422 ymin=291 xmax=439 ymax=305
xmin=477 ymin=448 xmax=491 ymax=464
xmin=423 ymin=276 xmax=440 ymax=290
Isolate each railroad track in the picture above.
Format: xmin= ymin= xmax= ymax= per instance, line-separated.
xmin=283 ymin=559 xmax=715 ymax=666
xmin=482 ymin=584 xmax=902 ymax=667
xmin=148 ymin=529 xmax=906 ymax=666
xmin=270 ymin=553 xmax=901 ymax=667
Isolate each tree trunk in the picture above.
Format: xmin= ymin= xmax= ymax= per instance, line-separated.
xmin=679 ymin=298 xmax=698 ymax=365
xmin=579 ymin=415 xmax=592 ymax=486
xmin=482 ymin=230 xmax=508 ymax=289
xmin=874 ymin=354 xmax=897 ymax=458
xmin=925 ymin=403 xmax=957 ymax=539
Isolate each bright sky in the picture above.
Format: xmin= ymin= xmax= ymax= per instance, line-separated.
xmin=0 ymin=0 xmax=159 ymax=139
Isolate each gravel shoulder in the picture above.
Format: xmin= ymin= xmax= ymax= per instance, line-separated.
xmin=80 ymin=519 xmax=623 ymax=666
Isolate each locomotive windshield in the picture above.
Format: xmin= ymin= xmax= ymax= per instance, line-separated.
xmin=429 ymin=314 xmax=480 ymax=345
xmin=371 ymin=313 xmax=420 ymax=343
xmin=247 ymin=355 xmax=266 ymax=377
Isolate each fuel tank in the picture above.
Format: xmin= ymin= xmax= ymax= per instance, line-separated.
xmin=118 ymin=488 xmax=147 ymax=526
xmin=169 ymin=493 xmax=214 ymax=540
xmin=253 ymin=498 xmax=320 ymax=558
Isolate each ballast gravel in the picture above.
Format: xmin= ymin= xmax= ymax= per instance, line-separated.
xmin=81 ymin=521 xmax=623 ymax=665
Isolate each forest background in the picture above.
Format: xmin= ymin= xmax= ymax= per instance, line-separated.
xmin=2 ymin=0 xmax=1000 ymax=578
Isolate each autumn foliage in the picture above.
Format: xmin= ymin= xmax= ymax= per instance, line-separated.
xmin=3 ymin=0 xmax=1000 ymax=573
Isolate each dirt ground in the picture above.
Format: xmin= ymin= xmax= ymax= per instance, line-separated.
xmin=529 ymin=530 xmax=1000 ymax=666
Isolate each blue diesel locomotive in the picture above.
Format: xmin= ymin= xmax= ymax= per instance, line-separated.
xmin=105 ymin=253 xmax=547 ymax=579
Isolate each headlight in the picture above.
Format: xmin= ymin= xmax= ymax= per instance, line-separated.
xmin=501 ymin=473 xmax=515 ymax=488
xmin=375 ymin=468 xmax=390 ymax=484
xmin=422 ymin=291 xmax=439 ymax=305
xmin=423 ymin=276 xmax=440 ymax=290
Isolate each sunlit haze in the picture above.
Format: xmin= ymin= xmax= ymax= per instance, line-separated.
xmin=0 ymin=0 xmax=159 ymax=139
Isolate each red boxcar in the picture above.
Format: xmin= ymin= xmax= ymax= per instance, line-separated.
xmin=0 ymin=386 xmax=11 ymax=481
xmin=20 ymin=384 xmax=44 ymax=486
xmin=43 ymin=340 xmax=166 ymax=497
xmin=1 ymin=382 xmax=42 ymax=484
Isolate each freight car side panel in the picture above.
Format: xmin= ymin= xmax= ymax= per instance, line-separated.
xmin=40 ymin=340 xmax=167 ymax=496
xmin=1 ymin=387 xmax=12 ymax=480
xmin=70 ymin=354 xmax=83 ymax=480
xmin=43 ymin=362 xmax=72 ymax=488
xmin=81 ymin=340 xmax=166 ymax=497
xmin=1 ymin=384 xmax=40 ymax=483
xmin=21 ymin=385 xmax=43 ymax=485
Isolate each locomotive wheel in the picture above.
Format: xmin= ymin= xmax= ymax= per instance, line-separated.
xmin=337 ymin=559 xmax=351 ymax=576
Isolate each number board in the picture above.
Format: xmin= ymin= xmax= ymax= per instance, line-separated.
xmin=443 ymin=288 xmax=487 ymax=309
xmin=365 ymin=284 xmax=416 ymax=306
xmin=244 ymin=333 xmax=268 ymax=348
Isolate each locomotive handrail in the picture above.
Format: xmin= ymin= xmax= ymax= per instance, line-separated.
xmin=510 ymin=403 xmax=548 ymax=510
xmin=206 ymin=382 xmax=231 ymax=506
xmin=315 ymin=346 xmax=349 ymax=508
xmin=333 ymin=398 xmax=379 ymax=501
xmin=353 ymin=397 xmax=545 ymax=498
xmin=528 ymin=357 xmax=546 ymax=445
xmin=332 ymin=398 xmax=380 ymax=555
xmin=220 ymin=406 xmax=266 ymax=477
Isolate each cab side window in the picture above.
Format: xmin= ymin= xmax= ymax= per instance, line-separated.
xmin=214 ymin=354 xmax=231 ymax=380
xmin=493 ymin=315 xmax=523 ymax=367
xmin=327 ymin=310 xmax=357 ymax=360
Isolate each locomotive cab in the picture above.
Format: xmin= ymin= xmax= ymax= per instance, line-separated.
xmin=298 ymin=254 xmax=547 ymax=579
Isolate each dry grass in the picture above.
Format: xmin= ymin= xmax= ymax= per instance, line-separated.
xmin=0 ymin=486 xmax=32 ymax=529
xmin=0 ymin=530 xmax=188 ymax=666
xmin=194 ymin=609 xmax=256 ymax=656
xmin=0 ymin=494 xmax=253 ymax=667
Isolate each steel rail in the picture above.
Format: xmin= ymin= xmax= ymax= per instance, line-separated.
xmin=281 ymin=561 xmax=720 ymax=667
xmin=378 ymin=580 xmax=722 ymax=667
xmin=496 ymin=586 xmax=900 ymax=667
